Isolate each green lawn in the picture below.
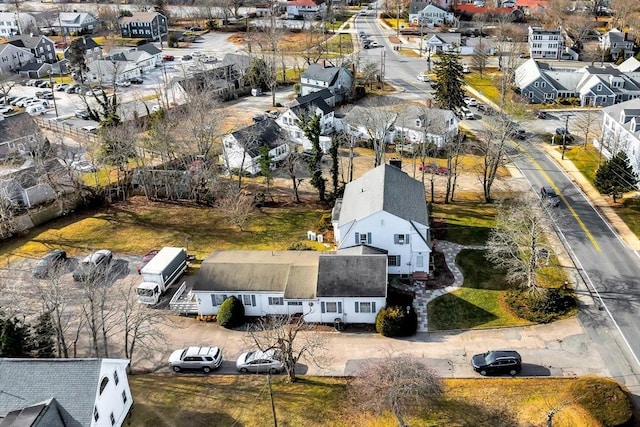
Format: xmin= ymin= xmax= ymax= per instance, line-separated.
xmin=428 ymin=249 xmax=530 ymax=331
xmin=127 ymin=374 xmax=621 ymax=426
xmin=2 ymin=198 xmax=329 ymax=261
xmin=324 ymin=33 xmax=353 ymax=55
xmin=430 ymin=202 xmax=496 ymax=245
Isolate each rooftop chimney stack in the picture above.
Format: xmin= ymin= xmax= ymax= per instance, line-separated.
xmin=389 ymin=158 xmax=402 ymax=170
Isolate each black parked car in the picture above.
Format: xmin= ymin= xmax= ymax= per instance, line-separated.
xmin=33 ymin=249 xmax=67 ymax=279
xmin=540 ymin=185 xmax=560 ymax=207
xmin=555 ymin=127 xmax=574 ymax=141
xmin=472 ymin=350 xmax=522 ymax=376
xmin=129 ymin=77 xmax=144 ymax=85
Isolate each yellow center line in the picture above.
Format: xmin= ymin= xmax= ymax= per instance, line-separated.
xmin=516 ymin=143 xmax=601 ymax=252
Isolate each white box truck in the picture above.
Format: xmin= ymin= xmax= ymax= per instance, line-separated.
xmin=137 ymin=247 xmax=188 ymax=305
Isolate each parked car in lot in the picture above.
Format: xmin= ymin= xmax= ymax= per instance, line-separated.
xmin=169 ymin=346 xmax=223 ymax=373
xmin=129 ymin=77 xmax=143 ymax=85
xmin=555 ymin=127 xmax=574 ymax=141
xmin=463 ymin=97 xmax=478 ymax=107
xmin=236 ymin=349 xmax=284 ymax=374
xmin=81 ymin=125 xmax=99 ymax=134
xmin=33 ymin=249 xmax=67 ymax=279
xmin=511 ymin=127 xmax=526 ymax=140
xmin=137 ymin=249 xmax=159 ymax=274
xmin=75 ymin=109 xmax=91 ymax=119
xmin=65 ymin=84 xmax=81 ymax=94
xmin=26 ymin=79 xmax=44 ymax=87
xmin=36 ymin=91 xmax=54 ymax=99
xmin=36 ymin=80 xmax=51 ymax=88
xmin=182 ymin=55 xmax=193 ymax=61
xmin=417 ymin=74 xmax=430 ymax=82
xmin=191 ymin=51 xmax=204 ymax=57
xmin=540 ymin=185 xmax=560 ymax=207
xmin=418 ymin=163 xmax=448 ymax=175
xmin=471 ymin=350 xmax=522 ymax=376
xmin=116 ymin=80 xmax=131 ymax=87
xmin=71 ymin=160 xmax=97 ymax=172
xmin=460 ymin=106 xmax=475 ymax=119
xmin=26 ymin=105 xmax=47 ymax=116
xmin=0 ymin=107 xmax=14 ymax=115
xmin=535 ymin=109 xmax=549 ymax=119
xmin=162 ymin=54 xmax=175 ymax=61
xmin=72 ymin=250 xmax=112 ymax=282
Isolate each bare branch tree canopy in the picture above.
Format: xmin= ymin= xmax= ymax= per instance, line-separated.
xmin=348 ymin=102 xmax=397 ymax=167
xmin=349 ymin=354 xmax=443 ymax=427
xmin=486 ymin=193 xmax=555 ymax=291
xmin=216 ymin=184 xmax=254 ymax=231
xmin=245 ymin=314 xmax=326 ymax=383
xmin=476 ymin=114 xmax=515 ymax=202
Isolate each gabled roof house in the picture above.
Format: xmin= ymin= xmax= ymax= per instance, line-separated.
xmin=332 ymin=163 xmax=431 ymax=277
xmin=8 ymin=35 xmax=55 ymax=63
xmin=300 ymin=62 xmax=353 ymax=104
xmin=392 ymin=105 xmax=459 ymax=152
xmin=276 ymin=91 xmax=334 ymax=152
xmin=599 ymin=98 xmax=640 ymax=176
xmin=601 ymin=29 xmax=636 ymax=61
xmin=222 ymin=119 xmax=288 ymax=175
xmin=0 ymin=358 xmax=132 ymax=427
xmin=49 ymin=12 xmax=98 ymax=35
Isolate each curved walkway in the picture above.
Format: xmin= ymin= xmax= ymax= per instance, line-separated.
xmin=414 ymin=241 xmax=486 ymax=332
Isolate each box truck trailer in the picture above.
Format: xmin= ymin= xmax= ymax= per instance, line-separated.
xmin=136 ymin=247 xmax=188 ymax=305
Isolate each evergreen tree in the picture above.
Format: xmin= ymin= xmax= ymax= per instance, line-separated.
xmin=301 ymin=113 xmax=326 ymax=201
xmin=329 ymin=136 xmax=341 ymax=199
xmin=433 ymin=50 xmax=466 ymax=112
xmin=32 ymin=312 xmax=56 ymax=358
xmin=258 ymin=144 xmax=274 ymax=201
xmin=0 ymin=315 xmax=31 ymax=357
xmin=67 ymin=37 xmax=89 ymax=84
xmin=595 ymin=151 xmax=639 ymax=202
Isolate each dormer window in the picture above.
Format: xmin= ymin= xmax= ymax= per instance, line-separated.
xmin=415 ymin=119 xmax=421 ymax=127
xmin=597 ymin=84 xmax=602 ymax=91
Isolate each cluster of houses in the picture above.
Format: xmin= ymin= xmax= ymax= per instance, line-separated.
xmin=190 ymin=161 xmax=432 ymax=325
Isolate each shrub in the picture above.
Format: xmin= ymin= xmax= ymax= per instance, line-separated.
xmin=570 ymin=377 xmax=633 ymax=426
xmin=317 ymin=213 xmax=332 ymax=231
xmin=505 ymin=288 xmax=576 ymax=323
xmin=217 ymin=296 xmax=245 ymax=328
xmin=287 ymin=242 xmax=314 ymax=251
xmin=375 ymin=305 xmax=417 ymax=337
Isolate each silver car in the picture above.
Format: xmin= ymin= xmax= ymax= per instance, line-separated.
xmin=236 ymin=349 xmax=284 ymax=374
xmin=169 ymin=346 xmax=223 ymax=373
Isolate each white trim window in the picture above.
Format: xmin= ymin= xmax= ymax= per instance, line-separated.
xmin=394 ymin=234 xmax=410 ymax=245
xmin=388 ymin=255 xmax=401 ymax=266
xmin=287 ymin=301 xmax=303 ymax=306
xmin=355 ymin=301 xmax=376 ymax=313
xmin=268 ymin=297 xmax=284 ymax=306
xmin=240 ymin=294 xmax=256 ymax=306
xmin=211 ymin=294 xmax=228 ymax=306
xmin=321 ymin=301 xmax=342 ymax=313
xmin=355 ymin=232 xmax=371 ymax=245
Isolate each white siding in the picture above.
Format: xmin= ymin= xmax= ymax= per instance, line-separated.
xmin=303 ymin=297 xmax=385 ymax=324
xmin=92 ymin=360 xmax=132 ymax=427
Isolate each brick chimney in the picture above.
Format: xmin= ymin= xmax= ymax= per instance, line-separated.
xmin=389 ymin=158 xmax=402 ymax=169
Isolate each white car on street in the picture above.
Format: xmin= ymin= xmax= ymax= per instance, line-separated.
xmin=464 ymin=97 xmax=478 ymax=107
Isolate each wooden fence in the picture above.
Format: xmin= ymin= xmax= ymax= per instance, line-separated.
xmin=33 ymin=117 xmax=97 ymax=144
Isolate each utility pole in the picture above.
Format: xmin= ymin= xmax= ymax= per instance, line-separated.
xmin=48 ymin=71 xmax=58 ymax=117
xmin=561 ymin=114 xmax=572 ymax=159
xmin=419 ymin=23 xmax=423 ymax=57
xmin=380 ymin=50 xmax=385 ymax=86
xmin=396 ymin=1 xmax=400 ymax=38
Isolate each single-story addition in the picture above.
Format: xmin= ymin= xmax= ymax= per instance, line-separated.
xmin=191 ymin=250 xmax=388 ymax=324
xmin=222 ymin=118 xmax=288 ymax=175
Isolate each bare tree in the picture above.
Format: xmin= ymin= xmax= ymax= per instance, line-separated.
xmin=476 ymin=114 xmax=514 ymax=202
xmin=486 ymin=193 xmax=556 ymax=292
xmin=444 ymin=133 xmax=465 ymax=204
xmin=78 ymin=268 xmax=118 ymax=357
xmin=283 ymin=141 xmax=305 ymax=203
xmin=245 ymin=314 xmax=326 ymax=383
xmin=610 ymin=0 xmax=638 ymax=31
xmin=348 ymin=103 xmax=397 ymax=167
xmin=216 ymin=184 xmax=254 ymax=231
xmin=0 ymin=73 xmax=18 ymax=105
xmin=575 ymin=110 xmax=600 ymax=148
xmin=349 ymin=354 xmax=443 ymax=427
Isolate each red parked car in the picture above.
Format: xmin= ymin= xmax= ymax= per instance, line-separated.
xmin=137 ymin=250 xmax=159 ymax=274
xmin=162 ymin=54 xmax=175 ymax=61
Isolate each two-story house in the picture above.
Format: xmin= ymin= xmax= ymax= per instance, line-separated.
xmin=601 ymin=29 xmax=636 ymax=61
xmin=50 ymin=12 xmax=98 ymax=35
xmin=0 ymin=12 xmax=37 ymax=37
xmin=0 ymin=358 xmax=133 ymax=427
xmin=191 ymin=250 xmax=388 ymax=325
xmin=222 ymin=119 xmax=289 ymax=175
xmin=332 ymin=162 xmax=432 ymax=277
xmin=8 ymin=35 xmax=56 ymax=63
xmin=63 ymin=36 xmax=103 ymax=64
xmin=408 ymin=4 xmax=454 ymax=26
xmin=86 ymin=59 xmax=141 ymax=85
xmin=392 ymin=106 xmax=459 ymax=153
xmin=106 ymin=44 xmax=162 ymax=73
xmin=285 ymin=0 xmax=327 ymax=20
xmin=599 ymin=98 xmax=640 ymax=177
xmin=528 ymin=26 xmax=565 ymax=59
xmin=0 ymin=43 xmax=34 ymax=75
xmin=300 ymin=62 xmax=353 ymax=104
xmin=424 ymin=33 xmax=461 ymax=54
xmin=119 ymin=12 xmax=167 ymax=41
xmin=276 ymin=92 xmax=334 ymax=152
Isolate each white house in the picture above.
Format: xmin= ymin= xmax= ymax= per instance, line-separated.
xmin=48 ymin=12 xmax=99 ymax=35
xmin=0 ymin=358 xmax=132 ymax=427
xmin=598 ymin=98 xmax=640 ymax=176
xmin=528 ymin=26 xmax=565 ymax=60
xmin=222 ymin=119 xmax=289 ymax=175
xmin=600 ymin=29 xmax=636 ymax=61
xmin=337 ymin=105 xmax=397 ymax=145
xmin=285 ymin=0 xmax=327 ymax=20
xmin=191 ymin=250 xmax=388 ymax=324
xmin=409 ymin=4 xmax=454 ymax=26
xmin=424 ymin=33 xmax=461 ymax=54
xmin=0 ymin=12 xmax=37 ymax=37
xmin=0 ymin=43 xmax=34 ymax=74
xmin=300 ymin=62 xmax=353 ymax=104
xmin=332 ymin=163 xmax=432 ymax=277
xmin=276 ymin=92 xmax=334 ymax=152
xmin=392 ymin=105 xmax=459 ymax=152
xmin=86 ymin=59 xmax=141 ymax=84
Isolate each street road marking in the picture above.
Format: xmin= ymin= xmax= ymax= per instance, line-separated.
xmin=515 ymin=143 xmax=601 ymax=252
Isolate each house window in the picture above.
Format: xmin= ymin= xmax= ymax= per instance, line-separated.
xmin=321 ymin=301 xmax=342 ymax=313
xmin=388 ymin=255 xmax=401 ymax=266
xmin=122 ymin=390 xmax=128 ymax=404
xmin=94 ymin=407 xmax=99 ymax=422
xmin=355 ymin=232 xmax=371 ymax=245
xmin=268 ymin=297 xmax=284 ymax=305
xmin=241 ymin=294 xmax=256 ymax=306
xmin=211 ymin=294 xmax=227 ymax=306
xmin=110 ymin=412 xmax=116 ymax=426
xmin=355 ymin=302 xmax=376 ymax=313
xmin=534 ymin=82 xmax=539 ymax=88
xmin=287 ymin=301 xmax=303 ymax=306
xmin=541 ymin=82 xmax=546 ymax=88
xmin=597 ymin=84 xmax=602 ymax=91
xmin=416 ymin=255 xmax=424 ymax=268
xmin=113 ymin=370 xmax=119 ymax=385
xmin=394 ymin=234 xmax=409 ymax=244
xmin=99 ymin=377 xmax=109 ymax=395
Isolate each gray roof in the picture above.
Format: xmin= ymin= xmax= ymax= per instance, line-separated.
xmin=8 ymin=35 xmax=48 ymax=49
xmin=222 ymin=53 xmax=251 ymax=71
xmin=602 ymin=98 xmax=640 ymax=137
xmin=231 ymin=119 xmax=284 ymax=157
xmin=336 ymin=245 xmax=388 ymax=255
xmin=408 ymin=1 xmax=430 ymax=14
xmin=192 ymin=251 xmax=320 ymax=299
xmin=290 ymin=96 xmax=332 ymax=117
xmin=0 ymin=359 xmax=104 ymax=427
xmin=338 ymin=164 xmax=428 ymax=227
xmin=1 ymin=398 xmax=66 ymax=427
xmin=317 ymin=254 xmax=387 ymax=297
xmin=302 ymin=64 xmax=341 ymax=85
xmin=394 ymin=105 xmax=455 ymax=132
xmin=136 ymin=43 xmax=161 ymax=55
xmin=0 ymin=115 xmax=38 ymax=144
xmin=293 ymin=89 xmax=333 ymax=106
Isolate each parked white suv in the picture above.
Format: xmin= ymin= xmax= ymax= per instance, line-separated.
xmin=169 ymin=346 xmax=223 ymax=373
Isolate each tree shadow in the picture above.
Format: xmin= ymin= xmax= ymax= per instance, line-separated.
xmin=427 ymin=293 xmax=498 ymax=330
